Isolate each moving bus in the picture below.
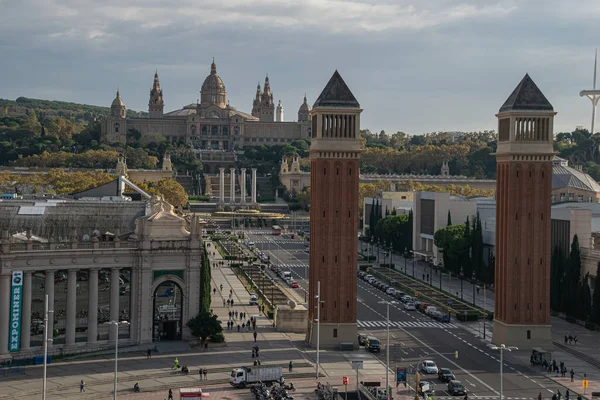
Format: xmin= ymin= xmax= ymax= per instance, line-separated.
xmin=272 ymin=225 xmax=282 ymax=236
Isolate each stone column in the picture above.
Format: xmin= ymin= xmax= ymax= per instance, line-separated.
xmin=129 ymin=267 xmax=138 ymax=343
xmin=87 ymin=269 xmax=99 ymax=344
xmin=219 ymin=168 xmax=225 ymax=204
xmin=44 ymin=270 xmax=55 ymax=348
xmin=109 ymin=267 xmax=120 ymax=342
xmin=21 ymin=272 xmax=32 ymax=351
xmin=65 ymin=269 xmax=77 ymax=345
xmin=230 ymin=168 xmax=236 ymax=204
xmin=0 ymin=274 xmax=10 ymax=355
xmin=240 ymin=168 xmax=247 ymax=204
xmin=251 ymin=168 xmax=257 ymax=204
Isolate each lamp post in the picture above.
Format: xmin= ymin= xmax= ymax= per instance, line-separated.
xmin=428 ymin=260 xmax=433 ymax=285
xmin=105 ymin=320 xmax=130 ymax=400
xmin=438 ymin=261 xmax=443 ymax=291
xmin=404 ymin=247 xmax=408 ymax=274
xmin=471 ymin=271 xmax=476 ymax=306
xmin=488 ymin=344 xmax=517 ymax=400
xmin=459 ymin=267 xmax=464 ymax=300
xmin=315 ymin=281 xmax=323 ymax=379
xmin=42 ymin=294 xmax=54 ymax=400
xmin=411 ymin=251 xmax=415 ymax=278
xmin=378 ymin=300 xmax=397 ymax=400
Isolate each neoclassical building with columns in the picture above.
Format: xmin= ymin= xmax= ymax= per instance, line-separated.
xmin=101 ymin=60 xmax=311 ymax=150
xmin=0 ymin=196 xmax=206 ymax=359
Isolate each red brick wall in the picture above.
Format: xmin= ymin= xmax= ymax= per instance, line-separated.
xmin=308 ymin=156 xmax=359 ymax=324
xmin=495 ymin=160 xmax=552 ymax=325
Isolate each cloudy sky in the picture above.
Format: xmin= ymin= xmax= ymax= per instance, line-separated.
xmin=0 ymin=0 xmax=598 ymax=134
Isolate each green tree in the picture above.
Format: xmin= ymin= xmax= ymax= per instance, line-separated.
xmin=581 ymin=274 xmax=592 ymax=321
xmin=186 ymin=312 xmax=222 ymax=341
xmin=565 ymin=235 xmax=582 ymax=317
xmin=199 ymin=243 xmax=212 ymax=313
xmin=434 ymin=224 xmax=469 ymax=274
xmin=592 ymin=262 xmax=600 ymax=323
xmin=407 ymin=208 xmax=413 ymax=251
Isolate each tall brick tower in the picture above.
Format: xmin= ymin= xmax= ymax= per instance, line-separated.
xmin=307 ymin=71 xmax=362 ymax=347
xmin=493 ymin=74 xmax=556 ymax=347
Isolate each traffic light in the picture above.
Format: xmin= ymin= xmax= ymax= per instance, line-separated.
xmin=455 ymin=351 xmax=459 ymax=359
xmin=343 ymin=376 xmax=349 ymax=385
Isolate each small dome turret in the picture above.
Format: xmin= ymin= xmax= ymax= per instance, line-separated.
xmin=298 ymin=94 xmax=311 ymax=122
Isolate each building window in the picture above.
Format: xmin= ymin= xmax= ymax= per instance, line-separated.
xmin=578 ymin=195 xmax=584 ymax=202
xmin=114 ymin=123 xmax=120 ymax=133
xmin=527 ymin=330 xmax=531 ymax=339
xmin=252 ymin=138 xmax=257 ymax=142
xmin=333 ymin=329 xmax=338 ymax=338
xmin=266 ymin=138 xmax=271 ymax=142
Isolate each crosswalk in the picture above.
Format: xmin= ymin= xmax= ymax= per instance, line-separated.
xmin=357 ymin=320 xmax=457 ymax=329
xmin=277 ymin=263 xmax=309 ymax=269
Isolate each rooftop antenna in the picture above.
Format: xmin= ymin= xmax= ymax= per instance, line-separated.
xmin=580 ymin=49 xmax=600 ymax=135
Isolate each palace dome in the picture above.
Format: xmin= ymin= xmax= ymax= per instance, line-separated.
xmin=200 ymin=59 xmax=226 ymax=108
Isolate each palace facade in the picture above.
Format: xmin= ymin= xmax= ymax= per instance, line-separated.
xmin=101 ymin=60 xmax=311 ymax=149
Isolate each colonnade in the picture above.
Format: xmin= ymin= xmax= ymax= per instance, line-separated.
xmin=218 ymin=167 xmax=258 ymax=204
xmin=0 ymin=267 xmax=130 ymax=355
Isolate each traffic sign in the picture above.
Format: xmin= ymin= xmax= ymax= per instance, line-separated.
xmin=343 ymin=376 xmax=349 ymax=385
xmin=351 ymin=360 xmax=364 ymax=370
xmin=447 ymin=301 xmax=453 ymax=306
xmin=583 ymin=380 xmax=589 ymax=388
xmin=447 ymin=306 xmax=452 ymax=312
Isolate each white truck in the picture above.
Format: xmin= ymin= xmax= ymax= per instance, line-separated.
xmin=230 ymin=366 xmax=284 ymax=388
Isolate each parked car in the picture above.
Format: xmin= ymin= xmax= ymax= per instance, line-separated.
xmin=425 ymin=306 xmax=439 ymax=316
xmin=381 ymin=285 xmax=390 ymax=292
xmin=438 ymin=368 xmax=455 ymax=382
xmin=437 ymin=313 xmax=451 ymax=323
xmin=394 ymin=291 xmax=406 ymax=300
xmin=447 ymin=380 xmax=467 ymax=396
xmin=421 ymin=360 xmax=439 ymax=374
xmin=358 ymin=333 xmax=368 ymax=346
xmin=430 ymin=311 xmax=443 ymax=321
xmin=386 ymin=288 xmax=397 ymax=296
xmin=290 ymin=281 xmax=299 ymax=288
xmin=401 ymin=295 xmax=413 ymax=303
xmin=418 ymin=302 xmax=431 ymax=312
xmin=404 ymin=302 xmax=416 ymax=311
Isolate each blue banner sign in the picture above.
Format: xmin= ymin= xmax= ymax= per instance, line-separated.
xmin=9 ymin=271 xmax=23 ymax=352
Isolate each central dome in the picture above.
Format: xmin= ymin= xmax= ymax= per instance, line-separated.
xmin=200 ymin=59 xmax=226 ymax=108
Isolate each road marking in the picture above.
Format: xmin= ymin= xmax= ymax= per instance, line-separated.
xmin=465 ymin=378 xmax=476 ymax=387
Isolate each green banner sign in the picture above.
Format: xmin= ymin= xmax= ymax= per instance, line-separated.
xmin=9 ymin=271 xmax=23 ymax=352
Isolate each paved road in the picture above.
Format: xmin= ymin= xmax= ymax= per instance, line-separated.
xmin=247 ymin=231 xmax=564 ymax=400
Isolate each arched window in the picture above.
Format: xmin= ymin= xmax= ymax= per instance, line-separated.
xmin=114 ymin=123 xmax=120 ymax=133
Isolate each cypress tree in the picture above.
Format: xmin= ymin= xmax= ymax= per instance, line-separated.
xmin=199 ymin=242 xmax=212 ymax=313
xmin=582 ymin=274 xmax=592 ymax=321
xmin=408 ymin=208 xmax=414 ymax=251
xmin=592 ymin=262 xmax=600 ymax=323
xmin=447 ymin=210 xmax=452 ymax=226
xmin=385 ymin=206 xmax=389 ymax=216
xmin=566 ymin=235 xmax=581 ymax=317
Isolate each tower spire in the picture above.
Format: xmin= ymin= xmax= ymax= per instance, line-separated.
xmin=211 ymin=58 xmax=217 ymax=75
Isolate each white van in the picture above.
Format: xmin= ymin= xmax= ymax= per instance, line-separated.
xmin=281 ymin=271 xmax=292 ymax=280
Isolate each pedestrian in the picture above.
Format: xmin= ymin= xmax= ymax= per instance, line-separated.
xmin=538 ymin=393 xmax=542 ymax=400
xmin=235 ymin=310 xmax=238 ymax=318
xmin=568 ymin=335 xmax=573 ymax=344
xmin=231 ymin=299 xmax=234 ymax=306
xmin=237 ymin=324 xmax=241 ymax=332
xmin=230 ymin=288 xmax=233 ymax=295
xmin=254 ymin=359 xmax=258 ymax=366
xmin=289 ymin=361 xmax=294 ymax=372
xmin=573 ymin=336 xmax=578 ymax=345
xmin=564 ymin=335 xmax=568 ymax=344
xmin=203 ymin=368 xmax=208 ymax=380
xmin=80 ymin=380 xmax=86 ymax=392
xmin=557 ymin=390 xmax=562 ymax=400
xmin=199 ymin=368 xmax=203 ymax=380
xmin=168 ymin=388 xmax=174 ymax=400
xmin=255 ymin=346 xmax=260 ymax=357
xmin=254 ymin=331 xmax=258 ymax=342
xmin=147 ymin=347 xmax=152 ymax=359
xmin=227 ymin=299 xmax=230 ymax=307
xmin=204 ymin=340 xmax=208 ymax=351
xmin=172 ymin=357 xmax=179 ymax=370
xmin=257 ymin=359 xmax=261 ymax=366
xmin=213 ymin=287 xmax=216 ymax=295
xmin=242 ymin=322 xmax=246 ymax=330
xmin=220 ymin=284 xmax=223 ymax=291
xmin=252 ymin=348 xmax=256 ymax=358
xmin=566 ymin=389 xmax=570 ymax=400
xmin=422 ymin=273 xmax=425 ymax=280
xmin=570 ymin=369 xmax=575 ymax=382
xmin=223 ymin=299 xmax=226 ymax=307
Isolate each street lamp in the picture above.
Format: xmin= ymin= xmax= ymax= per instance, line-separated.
xmin=428 ymin=260 xmax=433 ymax=285
xmin=403 ymin=247 xmax=408 ymax=274
xmin=438 ymin=261 xmax=443 ymax=291
xmin=411 ymin=251 xmax=415 ymax=278
xmin=471 ymin=271 xmax=476 ymax=306
xmin=42 ymin=294 xmax=54 ymax=400
xmin=459 ymin=267 xmax=464 ymax=300
xmin=315 ymin=281 xmax=324 ymax=379
xmin=378 ymin=300 xmax=397 ymax=400
xmin=488 ymin=344 xmax=517 ymax=400
xmin=105 ymin=320 xmax=130 ymax=400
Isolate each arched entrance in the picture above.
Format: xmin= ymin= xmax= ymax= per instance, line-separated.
xmin=153 ymin=281 xmax=183 ymax=341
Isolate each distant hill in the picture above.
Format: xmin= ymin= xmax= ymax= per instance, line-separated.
xmin=0 ymin=96 xmax=148 ymax=121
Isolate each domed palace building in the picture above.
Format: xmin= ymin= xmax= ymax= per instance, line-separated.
xmin=101 ymin=60 xmax=311 ymax=159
